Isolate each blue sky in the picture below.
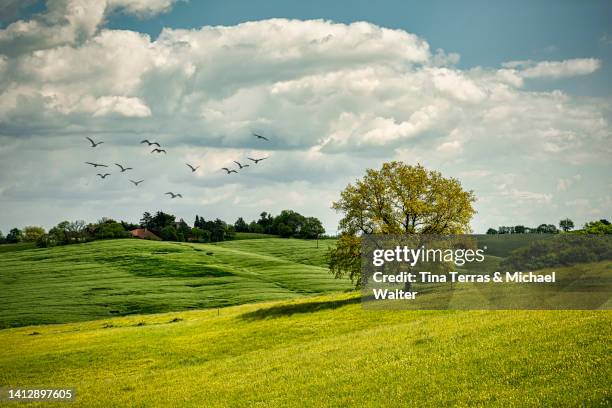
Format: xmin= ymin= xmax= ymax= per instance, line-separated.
xmin=0 ymin=0 xmax=610 ymax=234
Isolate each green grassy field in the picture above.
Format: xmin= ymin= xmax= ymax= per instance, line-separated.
xmin=233 ymin=232 xmax=280 ymax=240
xmin=0 ymin=293 xmax=609 ymax=407
xmin=0 ymin=242 xmax=36 ymax=253
xmin=0 ymin=239 xmax=351 ymax=328
xmin=1 ymin=237 xmax=610 ymax=407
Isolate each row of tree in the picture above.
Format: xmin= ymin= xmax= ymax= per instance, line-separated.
xmin=233 ymin=210 xmax=325 ymax=239
xmin=487 ymin=223 xmax=560 ymax=234
xmin=486 ymin=218 xmax=611 ymax=235
xmin=0 ymin=209 xmax=326 ymax=247
xmin=141 ymin=211 xmax=236 ymax=243
xmin=0 ymin=219 xmax=132 ymax=247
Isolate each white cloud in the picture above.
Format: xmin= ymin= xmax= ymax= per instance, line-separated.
xmin=458 ymin=170 xmax=491 ymax=179
xmin=108 ymin=0 xmax=177 ymax=17
xmin=556 ymin=174 xmax=581 ymax=192
xmin=321 ymin=106 xmax=440 ymax=148
xmin=91 ymin=96 xmax=152 ymax=117
xmin=503 ymin=58 xmax=601 ymax=80
xmin=436 ymin=139 xmax=462 ymax=154
xmin=0 ymin=0 xmax=176 ymax=56
xmin=500 ymin=189 xmax=553 ymax=204
xmin=431 ymin=67 xmax=486 ymax=102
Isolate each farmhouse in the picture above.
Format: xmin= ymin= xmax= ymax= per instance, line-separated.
xmin=130 ymin=228 xmax=161 ymax=241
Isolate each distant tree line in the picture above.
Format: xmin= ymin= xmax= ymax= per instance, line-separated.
xmin=486 ymin=218 xmax=611 ymax=235
xmin=232 ymin=210 xmax=325 ymax=239
xmin=487 ymin=224 xmax=559 ymax=234
xmin=0 ymin=209 xmax=326 ymax=247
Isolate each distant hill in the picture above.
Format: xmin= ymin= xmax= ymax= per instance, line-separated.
xmin=0 ymin=238 xmax=350 ymax=328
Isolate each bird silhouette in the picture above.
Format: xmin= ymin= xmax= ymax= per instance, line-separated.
xmin=85 ymin=162 xmax=108 ymax=168
xmin=151 ymin=148 xmax=166 ymax=154
xmin=247 ymin=157 xmax=268 ymax=164
xmin=186 ymin=163 xmax=200 ymax=172
xmin=165 ymin=192 xmax=183 ymax=198
xmin=129 ymin=179 xmax=144 ymax=186
xmin=233 ymin=161 xmax=250 ymax=169
xmin=85 ymin=136 xmax=104 ymax=147
xmin=222 ymin=167 xmax=238 ymax=174
xmin=97 ymin=173 xmax=111 ymax=179
xmin=140 ymin=139 xmax=161 ymax=147
xmin=115 ymin=163 xmax=133 ymax=172
xmin=253 ymin=132 xmax=269 ymax=141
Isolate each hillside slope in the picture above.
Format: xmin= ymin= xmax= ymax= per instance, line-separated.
xmin=0 ymin=239 xmax=351 ymax=328
xmin=0 ymin=293 xmax=609 ymax=407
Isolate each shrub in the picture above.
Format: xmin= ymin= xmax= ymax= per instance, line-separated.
xmin=95 ymin=222 xmax=129 ymax=239
xmin=160 ymin=225 xmax=179 ymax=241
xmin=23 ymin=226 xmax=46 ymax=242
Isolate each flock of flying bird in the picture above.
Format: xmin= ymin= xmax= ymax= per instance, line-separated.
xmin=84 ymin=134 xmax=269 ymax=199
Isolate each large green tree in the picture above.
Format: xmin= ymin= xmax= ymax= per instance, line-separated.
xmin=234 ymin=217 xmax=248 ymax=232
xmin=559 ymin=218 xmax=574 ymax=232
xmin=6 ymin=228 xmax=22 ymax=243
xmin=151 ymin=212 xmax=176 ymax=232
xmin=328 ymin=161 xmax=476 ymax=286
xmin=300 ymin=217 xmax=325 ymax=239
xmin=22 ymin=226 xmax=46 ymax=242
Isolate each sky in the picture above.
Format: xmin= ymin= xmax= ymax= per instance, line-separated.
xmin=0 ymin=0 xmax=610 ymax=234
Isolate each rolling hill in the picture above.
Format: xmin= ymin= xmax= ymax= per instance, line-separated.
xmin=0 ymin=237 xmax=610 ymax=406
xmin=0 ymin=238 xmax=350 ymax=328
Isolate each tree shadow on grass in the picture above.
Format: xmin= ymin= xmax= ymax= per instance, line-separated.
xmin=240 ymin=296 xmax=361 ymax=321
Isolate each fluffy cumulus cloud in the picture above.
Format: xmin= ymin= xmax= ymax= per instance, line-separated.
xmin=0 ymin=0 xmax=177 ymax=55
xmin=503 ymin=58 xmax=602 ymax=79
xmin=0 ymin=1 xmax=610 ymax=233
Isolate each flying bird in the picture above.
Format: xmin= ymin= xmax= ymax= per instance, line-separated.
xmin=115 ymin=163 xmax=133 ymax=172
xmin=85 ymin=136 xmax=104 ymax=147
xmin=186 ymin=163 xmax=200 ymax=172
xmin=129 ymin=179 xmax=144 ymax=186
xmin=233 ymin=161 xmax=249 ymax=169
xmin=165 ymin=192 xmax=183 ymax=198
xmin=247 ymin=157 xmax=268 ymax=164
xmin=252 ymin=133 xmax=269 ymax=141
xmin=151 ymin=148 xmax=167 ymax=154
xmin=140 ymin=139 xmax=161 ymax=147
xmin=221 ymin=167 xmax=238 ymax=174
xmin=85 ymin=162 xmax=108 ymax=168
xmin=97 ymin=173 xmax=111 ymax=179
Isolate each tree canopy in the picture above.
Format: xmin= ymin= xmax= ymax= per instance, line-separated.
xmin=559 ymin=218 xmax=574 ymax=232
xmin=22 ymin=226 xmax=46 ymax=242
xmin=582 ymin=219 xmax=612 ymax=234
xmin=6 ymin=228 xmax=23 ymax=243
xmin=332 ymin=162 xmax=475 ymax=235
xmin=329 ymin=161 xmax=476 ymax=286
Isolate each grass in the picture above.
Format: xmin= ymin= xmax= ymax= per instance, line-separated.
xmin=0 ymin=239 xmax=351 ymax=328
xmin=1 ymin=237 xmax=610 ymax=406
xmin=215 ymin=237 xmax=336 ymax=267
xmin=0 ymin=242 xmax=36 ymax=253
xmin=0 ymin=293 xmax=609 ymax=407
xmin=475 ymin=234 xmax=552 ymax=257
xmin=232 ymin=232 xmax=279 ymax=240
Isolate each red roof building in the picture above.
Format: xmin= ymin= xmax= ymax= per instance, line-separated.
xmin=130 ymin=228 xmax=161 ymax=241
